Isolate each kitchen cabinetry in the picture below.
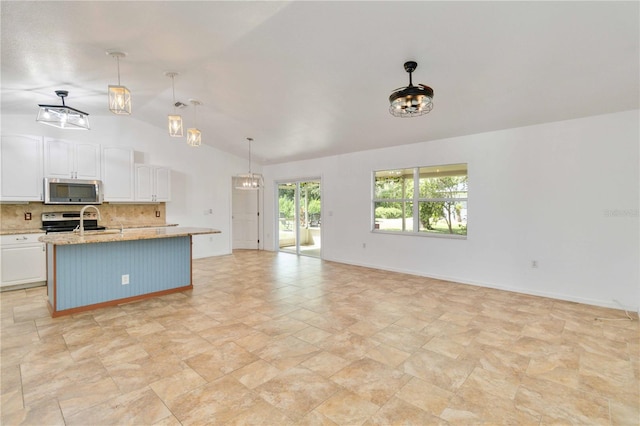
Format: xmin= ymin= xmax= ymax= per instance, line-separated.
xmin=0 ymin=135 xmax=44 ymax=202
xmin=102 ymin=146 xmax=135 ymax=202
xmin=1 ymin=233 xmax=47 ymax=290
xmin=135 ymin=164 xmax=171 ymax=202
xmin=44 ymin=138 xmax=101 ymax=180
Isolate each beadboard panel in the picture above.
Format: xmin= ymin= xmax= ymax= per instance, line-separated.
xmin=53 ymin=236 xmax=190 ymax=310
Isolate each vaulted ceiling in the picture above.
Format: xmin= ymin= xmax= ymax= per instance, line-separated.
xmin=1 ymin=1 xmax=638 ymax=164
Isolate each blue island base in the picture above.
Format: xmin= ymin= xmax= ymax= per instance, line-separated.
xmin=47 ymin=236 xmax=192 ymax=317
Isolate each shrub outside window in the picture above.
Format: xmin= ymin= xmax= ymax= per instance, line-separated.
xmin=373 ymin=164 xmax=467 ymax=237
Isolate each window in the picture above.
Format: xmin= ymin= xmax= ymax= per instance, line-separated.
xmin=373 ymin=163 xmax=467 ymax=237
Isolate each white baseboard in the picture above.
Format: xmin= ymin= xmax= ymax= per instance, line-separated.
xmin=322 ymin=255 xmax=638 ymax=313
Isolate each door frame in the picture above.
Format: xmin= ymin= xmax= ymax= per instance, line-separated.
xmin=274 ymin=176 xmax=322 ymax=258
xmin=231 ymin=184 xmax=264 ymax=251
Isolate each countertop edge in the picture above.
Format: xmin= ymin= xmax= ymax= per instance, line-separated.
xmin=39 ymin=227 xmax=221 ymax=245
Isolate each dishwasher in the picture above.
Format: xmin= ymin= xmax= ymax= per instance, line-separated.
xmin=0 ymin=233 xmax=47 ymax=291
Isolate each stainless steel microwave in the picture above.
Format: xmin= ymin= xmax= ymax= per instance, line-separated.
xmin=44 ymin=178 xmax=103 ymax=205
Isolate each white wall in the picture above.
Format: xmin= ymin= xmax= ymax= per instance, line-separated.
xmin=262 ymin=110 xmax=640 ymax=312
xmin=1 ymin=114 xmax=250 ymax=258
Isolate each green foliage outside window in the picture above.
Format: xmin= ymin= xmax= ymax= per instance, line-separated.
xmin=373 ymin=164 xmax=467 ymax=236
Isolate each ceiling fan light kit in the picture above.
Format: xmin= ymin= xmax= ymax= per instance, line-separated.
xmin=389 ymin=61 xmax=434 ymax=118
xmin=36 ymin=90 xmax=90 ymax=130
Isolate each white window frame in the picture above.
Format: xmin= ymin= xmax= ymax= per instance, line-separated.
xmin=372 ymin=163 xmax=468 ymax=239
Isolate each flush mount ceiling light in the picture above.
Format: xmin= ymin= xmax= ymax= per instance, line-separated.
xmin=389 ymin=61 xmax=434 ymax=118
xmin=233 ymin=137 xmax=264 ymax=190
xmin=36 ymin=90 xmax=90 ymax=130
xmin=107 ymin=51 xmax=131 ymax=115
xmin=165 ymin=72 xmax=183 ymax=137
xmin=186 ymin=99 xmax=202 ymax=147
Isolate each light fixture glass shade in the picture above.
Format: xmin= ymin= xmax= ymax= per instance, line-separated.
xmin=36 ymin=91 xmax=90 ymax=130
xmin=233 ymin=137 xmax=263 ymax=190
xmin=187 ymin=128 xmax=201 ymax=147
xmin=389 ymin=88 xmax=433 ymax=117
xmin=108 ymin=85 xmax=132 ymax=115
xmin=233 ymin=173 xmax=264 ymax=190
xmin=36 ymin=106 xmax=90 ymax=130
xmin=168 ymin=115 xmax=183 ymax=137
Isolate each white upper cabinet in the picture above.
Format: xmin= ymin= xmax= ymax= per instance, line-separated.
xmin=44 ymin=138 xmax=101 ymax=180
xmin=0 ymin=134 xmax=44 ymax=202
xmin=135 ymin=164 xmax=171 ymax=202
xmin=153 ymin=166 xmax=171 ymax=202
xmin=102 ymin=146 xmax=135 ymax=202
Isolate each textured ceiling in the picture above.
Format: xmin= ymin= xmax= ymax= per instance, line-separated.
xmin=1 ymin=1 xmax=638 ymax=164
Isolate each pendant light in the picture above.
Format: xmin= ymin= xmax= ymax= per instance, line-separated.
xmin=233 ymin=137 xmax=264 ymax=190
xmin=36 ymin=90 xmax=90 ymax=130
xmin=107 ymin=51 xmax=132 ymax=115
xmin=389 ymin=61 xmax=433 ymax=117
xmin=165 ymin=72 xmax=183 ymax=137
xmin=186 ymin=100 xmax=202 ymax=147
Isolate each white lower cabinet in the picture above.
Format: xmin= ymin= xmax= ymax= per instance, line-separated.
xmin=0 ymin=233 xmax=47 ymax=290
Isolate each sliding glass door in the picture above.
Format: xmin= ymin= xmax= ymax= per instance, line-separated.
xmin=277 ymin=179 xmax=321 ymax=257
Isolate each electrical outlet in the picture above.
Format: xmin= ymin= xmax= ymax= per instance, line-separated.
xmin=24 ymin=212 xmax=32 ymax=220
xmin=121 ymin=274 xmax=129 ymax=285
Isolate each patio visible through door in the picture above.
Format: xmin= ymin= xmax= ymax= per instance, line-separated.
xmin=277 ymin=179 xmax=321 ymax=257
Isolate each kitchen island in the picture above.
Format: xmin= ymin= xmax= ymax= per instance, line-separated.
xmin=40 ymin=227 xmax=220 ymax=317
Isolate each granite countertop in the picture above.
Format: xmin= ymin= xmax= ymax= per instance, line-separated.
xmin=39 ymin=227 xmax=221 ymax=245
xmin=0 ymin=223 xmax=179 ymax=236
xmin=0 ymin=229 xmax=46 ymax=236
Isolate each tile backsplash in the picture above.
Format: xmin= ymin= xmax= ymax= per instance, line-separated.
xmin=0 ymin=203 xmax=166 ymax=232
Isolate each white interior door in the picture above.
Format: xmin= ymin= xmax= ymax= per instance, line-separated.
xmin=232 ymin=188 xmax=259 ymax=249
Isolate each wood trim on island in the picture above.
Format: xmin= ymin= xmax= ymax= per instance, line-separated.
xmin=47 ymin=284 xmax=193 ymax=317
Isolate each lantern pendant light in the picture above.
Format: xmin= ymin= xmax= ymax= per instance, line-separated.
xmin=36 ymin=90 xmax=90 ymax=130
xmin=233 ymin=137 xmax=264 ymax=190
xmin=186 ymin=100 xmax=202 ymax=147
xmin=107 ymin=51 xmax=132 ymax=115
xmin=165 ymin=72 xmax=183 ymax=137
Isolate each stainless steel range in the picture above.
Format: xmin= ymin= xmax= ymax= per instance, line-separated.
xmin=41 ymin=211 xmax=106 ymax=233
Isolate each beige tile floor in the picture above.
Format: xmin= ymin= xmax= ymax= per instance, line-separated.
xmin=1 ymin=250 xmax=638 ymax=425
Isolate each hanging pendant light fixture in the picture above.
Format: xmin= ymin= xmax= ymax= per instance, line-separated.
xmin=233 ymin=137 xmax=264 ymax=190
xmin=165 ymin=72 xmax=183 ymax=137
xmin=107 ymin=51 xmax=132 ymax=115
xmin=186 ymin=99 xmax=202 ymax=147
xmin=389 ymin=61 xmax=434 ymax=117
xmin=36 ymin=90 xmax=90 ymax=130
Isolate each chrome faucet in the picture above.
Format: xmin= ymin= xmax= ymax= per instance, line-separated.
xmin=79 ymin=205 xmax=101 ymax=237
